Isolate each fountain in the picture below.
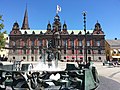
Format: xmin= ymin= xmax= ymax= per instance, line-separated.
xmin=28 ymin=49 xmax=62 ymax=72
xmin=29 ymin=60 xmax=62 ymax=72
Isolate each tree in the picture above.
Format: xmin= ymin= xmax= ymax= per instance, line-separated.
xmin=0 ymin=15 xmax=6 ymax=49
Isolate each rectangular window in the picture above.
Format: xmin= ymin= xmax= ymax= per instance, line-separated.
xmin=71 ymin=40 xmax=74 ymax=49
xmin=79 ymin=40 xmax=82 ymax=46
xmin=79 ymin=50 xmax=83 ymax=54
xmin=39 ymin=50 xmax=42 ymax=54
xmin=72 ymin=50 xmax=74 ymax=54
xmin=48 ymin=40 xmax=53 ymax=47
xmin=97 ymin=41 xmax=100 ymax=46
xmin=64 ymin=40 xmax=67 ymax=47
xmin=98 ymin=50 xmax=101 ymax=54
xmin=87 ymin=41 xmax=90 ymax=46
xmin=88 ymin=50 xmax=91 ymax=54
xmin=71 ymin=40 xmax=74 ymax=46
xmin=24 ymin=43 xmax=26 ymax=47
xmin=24 ymin=50 xmax=26 ymax=54
xmin=32 ymin=41 xmax=34 ymax=46
xmin=13 ymin=41 xmax=15 ymax=46
xmin=31 ymin=50 xmax=34 ymax=54
xmin=13 ymin=49 xmax=15 ymax=53
xmin=46 ymin=40 xmax=48 ymax=48
xmin=39 ymin=40 xmax=42 ymax=46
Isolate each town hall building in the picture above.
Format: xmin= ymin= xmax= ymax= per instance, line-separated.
xmin=8 ymin=8 xmax=106 ymax=62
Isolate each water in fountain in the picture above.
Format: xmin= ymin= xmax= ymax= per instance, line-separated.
xmin=28 ymin=60 xmax=62 ymax=72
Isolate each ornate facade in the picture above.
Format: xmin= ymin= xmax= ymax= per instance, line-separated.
xmin=8 ymin=8 xmax=106 ymax=62
xmin=106 ymin=39 xmax=120 ymax=61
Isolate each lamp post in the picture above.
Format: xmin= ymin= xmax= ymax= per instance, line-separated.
xmin=82 ymin=11 xmax=87 ymax=64
xmin=42 ymin=43 xmax=46 ymax=64
xmin=92 ymin=35 xmax=94 ymax=61
xmin=43 ymin=48 xmax=46 ymax=64
xmin=56 ymin=34 xmax=60 ymax=68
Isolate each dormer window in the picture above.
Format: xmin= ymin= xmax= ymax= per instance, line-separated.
xmin=71 ymin=31 xmax=74 ymax=34
xmin=24 ymin=31 xmax=27 ymax=34
xmin=78 ymin=31 xmax=82 ymax=34
xmin=87 ymin=31 xmax=90 ymax=34
xmin=113 ymin=49 xmax=117 ymax=54
xmin=47 ymin=21 xmax=51 ymax=30
xmin=32 ymin=31 xmax=35 ymax=34
xmin=118 ymin=49 xmax=120 ymax=54
xmin=40 ymin=31 xmax=43 ymax=34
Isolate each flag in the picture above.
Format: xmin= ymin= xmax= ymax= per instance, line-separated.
xmin=56 ymin=5 xmax=61 ymax=13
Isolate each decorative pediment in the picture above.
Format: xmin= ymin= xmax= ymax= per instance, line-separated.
xmin=93 ymin=21 xmax=104 ymax=35
xmin=93 ymin=30 xmax=104 ymax=35
xmin=10 ymin=30 xmax=22 ymax=35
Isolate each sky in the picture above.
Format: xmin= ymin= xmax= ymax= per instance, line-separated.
xmin=0 ymin=0 xmax=120 ymax=39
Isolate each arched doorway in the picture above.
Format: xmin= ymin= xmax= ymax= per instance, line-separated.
xmin=31 ymin=57 xmax=34 ymax=61
xmin=88 ymin=57 xmax=91 ymax=61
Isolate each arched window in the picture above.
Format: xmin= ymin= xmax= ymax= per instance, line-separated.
xmin=23 ymin=57 xmax=26 ymax=59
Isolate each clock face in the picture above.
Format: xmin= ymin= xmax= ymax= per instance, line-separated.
xmin=14 ymin=30 xmax=17 ymax=34
xmin=97 ymin=31 xmax=100 ymax=34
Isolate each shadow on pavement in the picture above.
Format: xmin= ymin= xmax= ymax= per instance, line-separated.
xmin=96 ymin=76 xmax=120 ymax=90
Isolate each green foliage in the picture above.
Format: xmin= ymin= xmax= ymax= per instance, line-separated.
xmin=0 ymin=15 xmax=6 ymax=49
xmin=0 ymin=15 xmax=4 ymax=30
xmin=0 ymin=33 xmax=5 ymax=49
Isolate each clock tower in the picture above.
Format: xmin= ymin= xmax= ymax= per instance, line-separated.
xmin=52 ymin=14 xmax=61 ymax=32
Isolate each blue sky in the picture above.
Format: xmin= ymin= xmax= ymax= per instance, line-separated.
xmin=0 ymin=0 xmax=120 ymax=39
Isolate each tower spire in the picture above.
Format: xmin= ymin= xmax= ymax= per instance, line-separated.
xmin=21 ymin=6 xmax=30 ymax=30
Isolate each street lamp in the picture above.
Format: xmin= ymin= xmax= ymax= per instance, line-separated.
xmin=82 ymin=11 xmax=87 ymax=64
xmin=55 ymin=34 xmax=60 ymax=68
xmin=41 ymin=43 xmax=46 ymax=64
xmin=43 ymin=48 xmax=46 ymax=64
xmin=92 ymin=35 xmax=94 ymax=61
